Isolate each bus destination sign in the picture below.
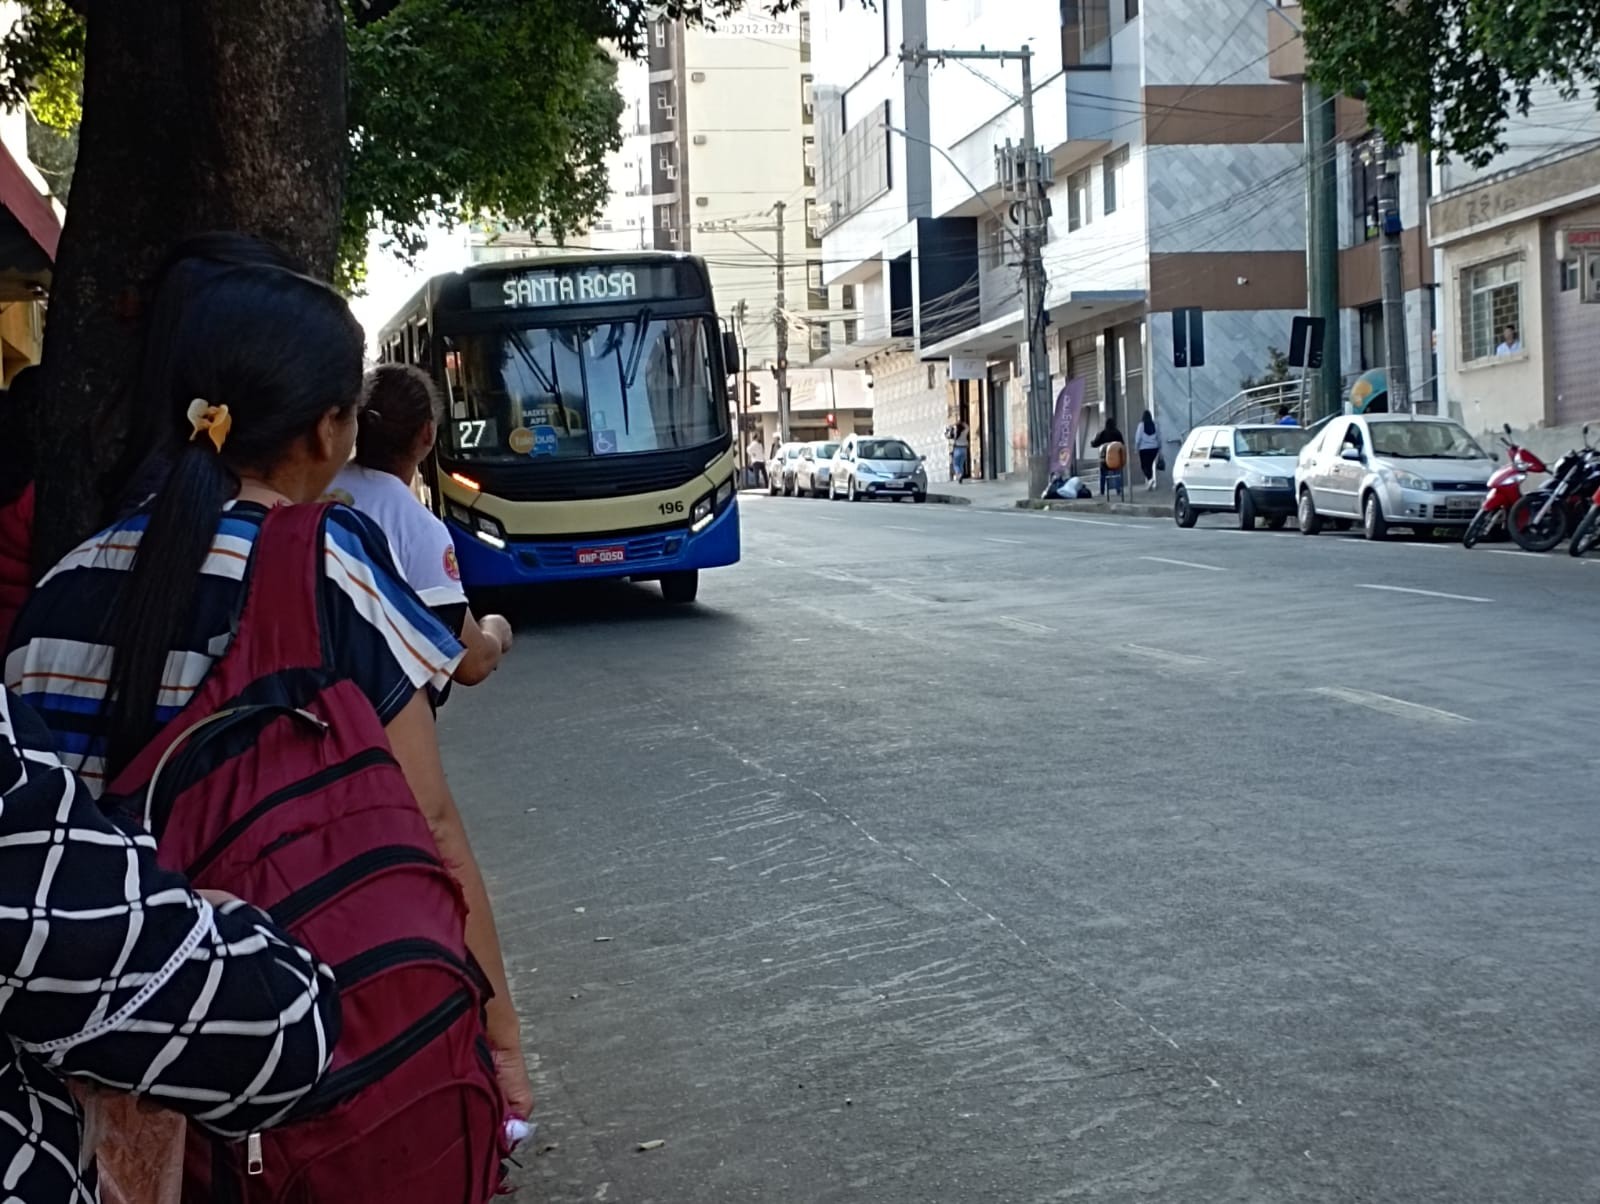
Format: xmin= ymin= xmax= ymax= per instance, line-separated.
xmin=469 ymin=264 xmax=686 ymax=310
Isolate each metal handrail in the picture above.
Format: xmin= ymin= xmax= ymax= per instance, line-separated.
xmin=1194 ymin=378 xmax=1306 ymax=429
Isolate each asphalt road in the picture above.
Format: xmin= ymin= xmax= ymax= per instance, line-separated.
xmin=443 ymin=495 xmax=1600 ymax=1204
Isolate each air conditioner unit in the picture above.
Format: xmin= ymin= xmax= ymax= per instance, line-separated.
xmin=693 ymin=134 xmax=708 ymax=145
xmin=803 ymin=142 xmax=818 ymax=168
xmin=801 ymin=81 xmax=814 ymax=105
xmin=695 ymin=196 xmax=709 ymax=207
xmin=691 ymin=71 xmax=706 ymax=82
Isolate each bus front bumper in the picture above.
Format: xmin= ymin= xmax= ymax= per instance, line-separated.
xmin=450 ymin=500 xmax=741 ymax=588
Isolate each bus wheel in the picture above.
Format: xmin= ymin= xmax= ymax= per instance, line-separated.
xmin=660 ymin=571 xmax=699 ymax=604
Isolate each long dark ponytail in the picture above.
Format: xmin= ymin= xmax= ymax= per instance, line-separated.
xmin=101 ymin=238 xmax=363 ymax=776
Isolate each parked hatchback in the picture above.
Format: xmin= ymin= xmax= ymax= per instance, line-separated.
xmin=830 ymin=436 xmax=928 ymax=502
xmin=1296 ymin=414 xmax=1495 ymax=540
xmin=1173 ymin=424 xmax=1309 ymax=529
xmin=767 ymin=443 xmax=805 ymax=496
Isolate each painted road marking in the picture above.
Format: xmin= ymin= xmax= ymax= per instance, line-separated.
xmin=983 ymin=536 xmax=1027 ymax=546
xmin=1140 ymin=556 xmax=1227 ymax=572
xmin=884 ymin=525 xmax=923 ymax=533
xmin=1312 ymin=685 xmax=1472 ymax=725
xmin=1356 ymin=583 xmax=1491 ymax=604
xmin=994 ymin=616 xmax=1055 ymax=634
xmin=1040 ymin=515 xmax=1151 ymax=528
xmin=1124 ymin=643 xmax=1212 ymax=668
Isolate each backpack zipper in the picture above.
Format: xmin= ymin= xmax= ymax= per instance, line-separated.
xmin=146 ymin=703 xmax=329 ymax=836
xmin=331 ymin=937 xmax=474 ymax=990
xmin=184 ymin=746 xmax=396 ymax=879
xmin=268 ymin=845 xmax=440 ymax=929
xmin=291 ymin=989 xmax=474 ymax=1119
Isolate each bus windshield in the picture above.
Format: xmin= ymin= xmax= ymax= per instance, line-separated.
xmin=441 ymin=314 xmax=726 ymax=461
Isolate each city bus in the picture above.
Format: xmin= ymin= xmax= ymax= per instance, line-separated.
xmin=376 ymin=252 xmax=741 ymax=603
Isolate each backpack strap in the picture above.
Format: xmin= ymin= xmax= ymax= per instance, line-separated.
xmin=228 ymin=502 xmax=333 ymax=674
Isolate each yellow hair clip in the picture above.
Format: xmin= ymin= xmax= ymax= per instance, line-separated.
xmin=186 ymin=399 xmax=232 ymax=453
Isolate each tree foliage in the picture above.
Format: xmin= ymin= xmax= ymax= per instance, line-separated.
xmin=1302 ymin=0 xmax=1600 ymax=165
xmin=1240 ymin=347 xmax=1291 ymax=392
xmin=0 ymin=0 xmax=808 ymax=292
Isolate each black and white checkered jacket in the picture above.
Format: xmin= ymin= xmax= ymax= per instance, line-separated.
xmin=0 ymin=689 xmax=339 ymax=1202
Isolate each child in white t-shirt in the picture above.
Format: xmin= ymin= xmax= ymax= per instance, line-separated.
xmin=328 ymin=365 xmax=512 ymax=686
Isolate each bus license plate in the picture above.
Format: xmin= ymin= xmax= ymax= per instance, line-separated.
xmin=577 ymin=545 xmax=626 ymax=566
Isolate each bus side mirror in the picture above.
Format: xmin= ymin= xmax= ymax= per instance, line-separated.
xmin=723 ymin=332 xmax=741 ymax=378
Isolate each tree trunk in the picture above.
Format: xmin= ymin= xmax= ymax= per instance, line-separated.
xmin=32 ymin=0 xmax=347 ymax=573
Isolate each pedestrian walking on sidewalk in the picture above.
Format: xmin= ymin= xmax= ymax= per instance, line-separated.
xmin=7 ymin=234 xmax=530 ymax=1201
xmin=1135 ymin=409 xmax=1163 ymax=492
xmin=745 ymin=432 xmax=766 ymax=489
xmin=951 ymin=419 xmax=971 ymax=483
xmin=330 ymin=363 xmax=514 ymax=691
xmin=1091 ymin=413 xmax=1127 ymax=498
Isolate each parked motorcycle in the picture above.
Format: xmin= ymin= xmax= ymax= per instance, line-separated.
xmin=1507 ymin=426 xmax=1600 ymax=552
xmin=1568 ymin=481 xmax=1600 ymax=557
xmin=1462 ymin=424 xmax=1548 ymax=549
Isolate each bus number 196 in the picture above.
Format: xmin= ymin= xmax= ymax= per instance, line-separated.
xmin=659 ymin=500 xmax=685 ymax=515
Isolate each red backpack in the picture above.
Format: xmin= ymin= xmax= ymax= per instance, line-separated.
xmin=104 ymin=503 xmax=505 ymax=1204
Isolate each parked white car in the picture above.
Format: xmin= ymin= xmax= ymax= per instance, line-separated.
xmin=1173 ymin=424 xmax=1310 ymax=530
xmin=1295 ymin=414 xmax=1495 ymax=540
xmin=792 ymin=440 xmax=841 ymax=498
xmin=829 ymin=435 xmax=929 ymax=502
xmin=767 ymin=443 xmax=805 ymax=496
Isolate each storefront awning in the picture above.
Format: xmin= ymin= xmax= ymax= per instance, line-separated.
xmin=0 ymin=141 xmax=59 ymax=300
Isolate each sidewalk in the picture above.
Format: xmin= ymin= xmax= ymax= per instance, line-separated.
xmin=931 ymin=473 xmax=1177 ymax=519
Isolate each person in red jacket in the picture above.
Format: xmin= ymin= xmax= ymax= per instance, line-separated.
xmin=0 ymin=366 xmax=36 ymax=649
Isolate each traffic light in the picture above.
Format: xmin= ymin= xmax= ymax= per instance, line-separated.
xmin=825 ymin=412 xmax=837 ymax=429
xmin=749 ymin=382 xmax=763 ymax=408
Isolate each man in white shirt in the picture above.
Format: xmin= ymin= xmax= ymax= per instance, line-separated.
xmin=745 ymin=433 xmax=767 ymax=488
xmin=1495 ymin=325 xmax=1522 ymax=357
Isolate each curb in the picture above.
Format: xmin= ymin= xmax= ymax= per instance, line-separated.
xmin=1016 ymin=498 xmax=1172 ymax=519
xmin=924 ymin=492 xmax=973 ymax=506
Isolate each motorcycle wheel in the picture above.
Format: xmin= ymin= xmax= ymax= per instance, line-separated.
xmin=1462 ymin=510 xmax=1492 ymax=549
xmin=1569 ymin=506 xmax=1600 ymax=557
xmin=1508 ymin=493 xmax=1570 ymax=553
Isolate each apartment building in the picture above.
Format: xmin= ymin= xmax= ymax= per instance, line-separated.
xmin=811 ymin=0 xmax=1450 ymax=482
xmin=646 ymin=5 xmax=841 ymax=371
xmin=1425 ymin=87 xmax=1600 ymax=435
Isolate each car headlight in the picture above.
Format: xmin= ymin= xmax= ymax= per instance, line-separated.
xmin=1391 ymin=471 xmax=1431 ymax=492
xmin=1244 ymin=472 xmax=1289 ymax=489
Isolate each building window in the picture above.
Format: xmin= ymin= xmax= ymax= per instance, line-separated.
xmin=1351 ymin=134 xmax=1381 ymax=243
xmin=1560 ymin=257 xmax=1580 ymax=292
xmin=1358 ymin=302 xmax=1384 ymax=371
xmin=1067 ymin=168 xmax=1092 ymax=231
xmin=1103 ymin=146 xmax=1128 ymax=215
xmin=1460 ymin=256 xmax=1521 ymax=362
xmin=980 ymin=215 xmax=1006 ymax=270
xmin=799 ymin=10 xmax=811 ymax=61
xmin=801 ymin=74 xmax=815 ymax=124
xmin=1061 ymin=0 xmax=1112 ymax=67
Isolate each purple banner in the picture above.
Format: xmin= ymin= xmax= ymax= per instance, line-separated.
xmin=1050 ymin=378 xmax=1086 ymax=476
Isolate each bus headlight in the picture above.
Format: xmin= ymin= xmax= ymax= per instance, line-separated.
xmin=691 ymin=494 xmax=715 ymax=532
xmin=473 ymin=512 xmax=508 ymax=549
xmin=716 ymin=477 xmax=734 ymax=508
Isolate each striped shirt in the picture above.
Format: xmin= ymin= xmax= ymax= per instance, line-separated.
xmin=5 ymin=501 xmax=464 ymax=790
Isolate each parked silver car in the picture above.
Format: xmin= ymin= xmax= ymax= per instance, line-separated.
xmin=829 ymin=435 xmax=929 ymax=502
xmin=1296 ymin=414 xmax=1495 ymax=540
xmin=793 ymin=441 xmax=841 ymax=498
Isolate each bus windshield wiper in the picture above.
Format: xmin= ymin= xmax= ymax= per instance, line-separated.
xmin=622 ymin=308 xmax=653 ymax=390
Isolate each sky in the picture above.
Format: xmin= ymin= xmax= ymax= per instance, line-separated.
xmin=348 ymin=219 xmax=473 ymax=358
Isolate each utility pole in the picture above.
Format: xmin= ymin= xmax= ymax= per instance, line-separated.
xmin=1372 ymin=138 xmax=1411 ymax=411
xmin=773 ymin=199 xmax=791 ymax=442
xmin=1302 ymin=80 xmax=1342 ymax=420
xmin=697 ymin=208 xmax=793 ymax=441
xmin=901 ymin=44 xmax=1052 ymax=498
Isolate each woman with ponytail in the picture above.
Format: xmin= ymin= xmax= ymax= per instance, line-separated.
xmin=4 ymin=234 xmax=533 ymax=1119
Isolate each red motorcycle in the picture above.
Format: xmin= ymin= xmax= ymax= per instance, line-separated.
xmin=1462 ymin=425 xmax=1548 ymax=549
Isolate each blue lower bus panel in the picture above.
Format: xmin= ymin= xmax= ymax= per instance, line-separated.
xmin=450 ymin=500 xmax=740 ymax=588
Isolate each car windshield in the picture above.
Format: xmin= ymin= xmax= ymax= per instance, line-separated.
xmin=815 ymin=443 xmax=840 ymax=458
xmin=1235 ymin=427 xmax=1310 ymax=456
xmin=786 ymin=447 xmax=803 ymax=459
xmin=858 ymin=439 xmax=917 ymax=461
xmin=1369 ymin=421 xmax=1487 ymax=460
xmin=440 ymin=315 xmax=726 ymax=462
